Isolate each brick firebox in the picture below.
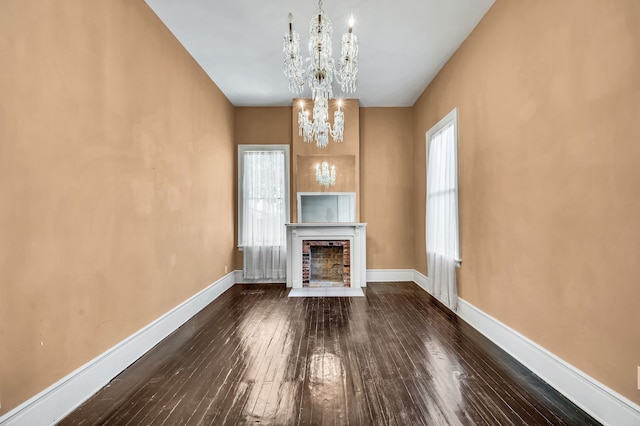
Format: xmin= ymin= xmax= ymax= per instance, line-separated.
xmin=302 ymin=240 xmax=350 ymax=287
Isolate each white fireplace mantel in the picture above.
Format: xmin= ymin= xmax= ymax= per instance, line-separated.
xmin=285 ymin=223 xmax=367 ymax=289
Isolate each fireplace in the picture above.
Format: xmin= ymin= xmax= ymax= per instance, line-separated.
xmin=285 ymin=223 xmax=366 ymax=289
xmin=303 ymin=240 xmax=350 ymax=287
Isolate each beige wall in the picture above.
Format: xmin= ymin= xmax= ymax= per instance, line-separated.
xmin=361 ymin=108 xmax=415 ymax=269
xmin=413 ymin=0 xmax=640 ymax=404
xmin=0 ymin=0 xmax=236 ymax=414
xmin=234 ymin=107 xmax=292 ymax=146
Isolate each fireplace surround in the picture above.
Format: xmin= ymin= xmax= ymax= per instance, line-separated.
xmin=285 ymin=223 xmax=366 ymax=289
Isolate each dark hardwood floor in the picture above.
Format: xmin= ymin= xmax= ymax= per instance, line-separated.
xmin=60 ymin=283 xmax=598 ymax=425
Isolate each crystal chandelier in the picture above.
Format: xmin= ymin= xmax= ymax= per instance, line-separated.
xmin=283 ymin=0 xmax=358 ymax=148
xmin=315 ymin=161 xmax=336 ymax=187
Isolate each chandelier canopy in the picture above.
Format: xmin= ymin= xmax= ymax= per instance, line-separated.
xmin=283 ymin=0 xmax=358 ymax=148
xmin=315 ymin=161 xmax=336 ymax=187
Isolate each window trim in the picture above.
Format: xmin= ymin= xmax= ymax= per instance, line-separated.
xmin=237 ymin=144 xmax=290 ymax=249
xmin=425 ymin=107 xmax=461 ymax=266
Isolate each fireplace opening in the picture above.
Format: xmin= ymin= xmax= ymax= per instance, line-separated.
xmin=302 ymin=240 xmax=350 ymax=287
xmin=311 ymin=246 xmax=343 ymax=286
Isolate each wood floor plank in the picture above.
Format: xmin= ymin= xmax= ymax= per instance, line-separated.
xmin=60 ymin=282 xmax=600 ymax=426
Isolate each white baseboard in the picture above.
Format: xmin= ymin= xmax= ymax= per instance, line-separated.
xmin=412 ymin=269 xmax=640 ymax=426
xmin=0 ymin=272 xmax=237 ymax=426
xmin=366 ymin=269 xmax=415 ymax=282
xmin=456 ymin=299 xmax=640 ymax=426
xmin=413 ymin=270 xmax=430 ymax=292
xmin=234 ymin=269 xmax=415 ymax=285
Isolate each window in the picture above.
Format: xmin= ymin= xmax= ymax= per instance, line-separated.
xmin=238 ymin=145 xmax=290 ymax=279
xmin=425 ymin=108 xmax=460 ymax=309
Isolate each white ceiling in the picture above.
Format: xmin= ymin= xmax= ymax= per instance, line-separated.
xmin=145 ymin=0 xmax=495 ymax=107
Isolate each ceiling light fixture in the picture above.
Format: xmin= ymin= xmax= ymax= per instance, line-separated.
xmin=283 ymin=0 xmax=358 ymax=148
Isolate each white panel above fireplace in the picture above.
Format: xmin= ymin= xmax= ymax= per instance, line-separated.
xmin=298 ymin=192 xmax=356 ymax=223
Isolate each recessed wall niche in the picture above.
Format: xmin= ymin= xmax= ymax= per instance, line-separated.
xmin=291 ymin=98 xmax=360 ymax=222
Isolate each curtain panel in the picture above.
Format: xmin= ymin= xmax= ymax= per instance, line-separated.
xmin=426 ymin=119 xmax=459 ymax=310
xmin=241 ymin=150 xmax=287 ymax=280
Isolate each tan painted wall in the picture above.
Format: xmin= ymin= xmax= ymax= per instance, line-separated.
xmin=361 ymin=108 xmax=415 ymax=269
xmin=413 ymin=0 xmax=640 ymax=404
xmin=233 ymin=107 xmax=292 ymax=269
xmin=234 ymin=107 xmax=292 ymax=146
xmin=292 ymin=99 xmax=360 ymax=222
xmin=0 ymin=0 xmax=236 ymax=414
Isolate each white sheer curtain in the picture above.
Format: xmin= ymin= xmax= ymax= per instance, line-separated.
xmin=426 ymin=113 xmax=460 ymax=310
xmin=241 ymin=150 xmax=286 ymax=280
